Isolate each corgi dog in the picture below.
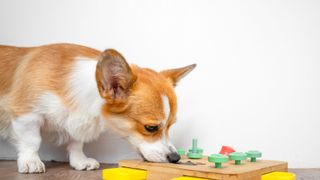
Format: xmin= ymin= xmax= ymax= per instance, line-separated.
xmin=0 ymin=43 xmax=196 ymax=173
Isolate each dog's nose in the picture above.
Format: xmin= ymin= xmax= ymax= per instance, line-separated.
xmin=167 ymin=152 xmax=181 ymax=163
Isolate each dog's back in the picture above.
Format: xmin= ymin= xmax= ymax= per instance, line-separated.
xmin=0 ymin=45 xmax=27 ymax=96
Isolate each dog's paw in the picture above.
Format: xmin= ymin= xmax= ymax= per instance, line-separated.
xmin=17 ymin=154 xmax=46 ymax=173
xmin=70 ymin=157 xmax=100 ymax=171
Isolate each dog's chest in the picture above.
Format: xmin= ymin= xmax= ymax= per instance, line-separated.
xmin=37 ymin=92 xmax=105 ymax=143
xmin=36 ymin=59 xmax=107 ymax=143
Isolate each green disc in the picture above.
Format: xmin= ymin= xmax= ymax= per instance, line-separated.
xmin=229 ymin=152 xmax=247 ymax=160
xmin=246 ymin=150 xmax=262 ymax=158
xmin=229 ymin=152 xmax=247 ymax=165
xmin=208 ymin=154 xmax=228 ymax=168
xmin=208 ymin=154 xmax=229 ymax=163
xmin=187 ymin=152 xmax=203 ymax=159
xmin=177 ymin=148 xmax=186 ymax=156
xmin=246 ymin=150 xmax=262 ymax=162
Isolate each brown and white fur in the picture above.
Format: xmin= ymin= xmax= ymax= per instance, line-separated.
xmin=0 ymin=43 xmax=196 ymax=173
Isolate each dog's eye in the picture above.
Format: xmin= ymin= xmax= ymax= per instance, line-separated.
xmin=144 ymin=125 xmax=159 ymax=133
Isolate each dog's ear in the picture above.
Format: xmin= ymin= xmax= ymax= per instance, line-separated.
xmin=160 ymin=64 xmax=196 ymax=86
xmin=96 ymin=49 xmax=137 ymax=104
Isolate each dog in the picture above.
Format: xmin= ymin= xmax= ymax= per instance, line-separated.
xmin=0 ymin=43 xmax=196 ymax=173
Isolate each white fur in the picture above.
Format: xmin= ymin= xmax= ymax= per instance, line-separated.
xmin=129 ymin=134 xmax=177 ymax=163
xmin=137 ymin=137 xmax=171 ymax=162
xmin=34 ymin=93 xmax=70 ymax=145
xmin=66 ymin=59 xmax=106 ymax=142
xmin=68 ymin=59 xmax=105 ymax=116
xmin=67 ymin=140 xmax=100 ymax=170
xmin=161 ymin=95 xmax=170 ymax=126
xmin=11 ymin=113 xmax=45 ymax=173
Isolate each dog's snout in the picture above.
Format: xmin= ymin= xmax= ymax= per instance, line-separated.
xmin=167 ymin=152 xmax=181 ymax=163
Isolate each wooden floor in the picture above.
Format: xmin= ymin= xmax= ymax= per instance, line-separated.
xmin=290 ymin=169 xmax=320 ymax=180
xmin=0 ymin=160 xmax=116 ymax=180
xmin=0 ymin=160 xmax=319 ymax=180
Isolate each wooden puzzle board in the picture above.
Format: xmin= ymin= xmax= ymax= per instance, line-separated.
xmin=119 ymin=156 xmax=288 ymax=180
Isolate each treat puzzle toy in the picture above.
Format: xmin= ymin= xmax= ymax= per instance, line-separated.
xmin=103 ymin=139 xmax=294 ymax=180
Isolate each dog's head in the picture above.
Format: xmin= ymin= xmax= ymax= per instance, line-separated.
xmin=95 ymin=49 xmax=195 ymax=163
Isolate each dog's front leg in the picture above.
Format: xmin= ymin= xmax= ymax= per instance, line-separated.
xmin=67 ymin=140 xmax=100 ymax=170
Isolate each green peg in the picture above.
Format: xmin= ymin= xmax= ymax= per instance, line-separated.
xmin=208 ymin=154 xmax=228 ymax=168
xmin=188 ymin=148 xmax=203 ymax=154
xmin=229 ymin=152 xmax=247 ymax=165
xmin=187 ymin=139 xmax=203 ymax=159
xmin=246 ymin=150 xmax=262 ymax=162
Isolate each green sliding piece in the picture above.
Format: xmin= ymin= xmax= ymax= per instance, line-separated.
xmin=208 ymin=154 xmax=229 ymax=168
xmin=229 ymin=152 xmax=247 ymax=165
xmin=187 ymin=139 xmax=203 ymax=159
xmin=246 ymin=150 xmax=262 ymax=162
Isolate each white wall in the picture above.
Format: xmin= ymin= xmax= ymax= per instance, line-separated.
xmin=1 ymin=0 xmax=320 ymax=168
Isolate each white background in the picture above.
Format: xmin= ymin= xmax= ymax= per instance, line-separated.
xmin=0 ymin=0 xmax=320 ymax=168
